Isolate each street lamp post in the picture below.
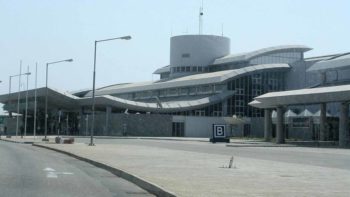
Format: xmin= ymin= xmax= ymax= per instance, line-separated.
xmin=9 ymin=66 xmax=31 ymax=138
xmin=24 ymin=66 xmax=30 ymax=137
xmin=43 ymin=59 xmax=73 ymax=141
xmin=33 ymin=62 xmax=38 ymax=140
xmin=16 ymin=62 xmax=22 ymax=138
xmin=90 ymin=35 xmax=131 ymax=146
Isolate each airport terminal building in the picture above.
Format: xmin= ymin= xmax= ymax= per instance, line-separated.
xmin=1 ymin=34 xmax=350 ymax=141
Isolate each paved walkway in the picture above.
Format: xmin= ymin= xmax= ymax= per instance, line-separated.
xmin=8 ymin=138 xmax=347 ymax=196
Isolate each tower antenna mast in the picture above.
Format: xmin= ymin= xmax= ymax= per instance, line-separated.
xmin=199 ymin=1 xmax=204 ymax=35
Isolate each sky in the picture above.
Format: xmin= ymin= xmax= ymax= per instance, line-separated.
xmin=0 ymin=0 xmax=349 ymax=112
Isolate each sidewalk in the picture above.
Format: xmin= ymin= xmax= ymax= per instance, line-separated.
xmin=29 ymin=140 xmax=350 ymax=197
xmin=0 ymin=135 xmax=51 ymax=144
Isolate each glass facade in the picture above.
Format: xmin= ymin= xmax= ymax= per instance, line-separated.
xmin=115 ymin=50 xmax=298 ymax=117
xmin=113 ymin=68 xmax=286 ymax=117
xmin=226 ymin=71 xmax=285 ymax=117
xmin=171 ymin=66 xmax=209 ymax=74
xmin=249 ymin=52 xmax=302 ymax=65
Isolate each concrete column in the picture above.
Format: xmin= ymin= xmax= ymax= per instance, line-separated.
xmin=320 ymin=103 xmax=327 ymax=141
xmin=222 ymin=100 xmax=228 ymax=116
xmin=78 ymin=107 xmax=84 ymax=136
xmin=276 ymin=106 xmax=285 ymax=144
xmin=339 ymin=102 xmax=349 ymax=147
xmin=105 ymin=106 xmax=112 ymax=136
xmin=321 ymin=72 xmax=327 ymax=85
xmin=264 ymin=109 xmax=272 ymax=141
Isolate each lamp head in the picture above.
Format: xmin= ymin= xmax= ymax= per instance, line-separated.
xmin=120 ymin=36 xmax=132 ymax=40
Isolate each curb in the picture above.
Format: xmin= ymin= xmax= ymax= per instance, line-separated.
xmin=139 ymin=137 xmax=208 ymax=143
xmin=226 ymin=144 xmax=295 ymax=148
xmin=0 ymin=138 xmax=34 ymax=144
xmin=32 ymin=143 xmax=176 ymax=197
xmin=70 ymin=136 xmax=209 ymax=143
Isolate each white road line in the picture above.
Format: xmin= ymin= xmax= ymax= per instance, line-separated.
xmin=47 ymin=172 xmax=58 ymax=178
xmin=44 ymin=167 xmax=74 ymax=178
xmin=43 ymin=167 xmax=56 ymax=172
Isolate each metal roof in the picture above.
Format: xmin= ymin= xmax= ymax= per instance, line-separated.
xmin=0 ymin=87 xmax=80 ymax=110
xmin=307 ymin=53 xmax=350 ymax=72
xmin=212 ymin=45 xmax=312 ymax=65
xmin=285 ymin=109 xmax=298 ymax=117
xmin=298 ymin=109 xmax=314 ymax=117
xmin=271 ymin=109 xmax=297 ymax=118
xmin=304 ymin=53 xmax=342 ymax=62
xmin=78 ymin=91 xmax=235 ymax=113
xmin=0 ymin=87 xmax=234 ymax=113
xmin=85 ymin=63 xmax=290 ymax=97
xmin=153 ymin=65 xmax=170 ymax=74
xmin=249 ymin=84 xmax=350 ymax=108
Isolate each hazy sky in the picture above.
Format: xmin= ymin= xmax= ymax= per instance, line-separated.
xmin=0 ymin=0 xmax=349 ymax=110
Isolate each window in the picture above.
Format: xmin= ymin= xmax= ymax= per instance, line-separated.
xmin=172 ymin=122 xmax=185 ymax=137
xmin=214 ymin=84 xmax=225 ymax=93
xmin=235 ymin=100 xmax=245 ymax=107
xmin=168 ymin=88 xmax=178 ymax=96
xmin=252 ymin=89 xmax=261 ymax=96
xmin=181 ymin=67 xmax=185 ymax=72
xmin=198 ymin=67 xmax=203 ymax=72
xmin=235 ymin=88 xmax=245 ymax=95
xmin=186 ymin=66 xmax=191 ymax=72
xmin=189 ymin=87 xmax=197 ymax=95
xmin=179 ymin=88 xmax=188 ymax=95
xmin=213 ymin=111 xmax=222 ymax=117
xmin=250 ymin=52 xmax=302 ymax=65
xmin=134 ymin=92 xmax=143 ymax=99
xmin=198 ymin=85 xmax=212 ymax=94
xmin=159 ymin=89 xmax=167 ymax=97
xmin=252 ymin=74 xmax=262 ymax=84
xmin=195 ymin=110 xmax=205 ymax=116
xmin=176 ymin=67 xmax=180 ymax=72
xmin=182 ymin=53 xmax=190 ymax=58
xmin=192 ymin=66 xmax=198 ymax=72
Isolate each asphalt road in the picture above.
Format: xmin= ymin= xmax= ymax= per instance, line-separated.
xmin=75 ymin=137 xmax=350 ymax=171
xmin=0 ymin=141 xmax=153 ymax=197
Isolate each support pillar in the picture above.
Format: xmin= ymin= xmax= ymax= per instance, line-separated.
xmin=320 ymin=103 xmax=327 ymax=141
xmin=264 ymin=109 xmax=272 ymax=141
xmin=222 ymin=100 xmax=228 ymax=116
xmin=78 ymin=107 xmax=84 ymax=136
xmin=276 ymin=106 xmax=285 ymax=144
xmin=339 ymin=102 xmax=349 ymax=147
xmin=105 ymin=106 xmax=112 ymax=136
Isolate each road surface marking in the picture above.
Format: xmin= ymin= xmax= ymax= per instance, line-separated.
xmin=43 ymin=167 xmax=74 ymax=178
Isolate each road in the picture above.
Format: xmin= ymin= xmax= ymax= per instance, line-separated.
xmin=76 ymin=137 xmax=350 ymax=171
xmin=0 ymin=141 xmax=153 ymax=197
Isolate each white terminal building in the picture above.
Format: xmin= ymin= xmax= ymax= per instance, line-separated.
xmin=1 ymin=34 xmax=350 ymax=146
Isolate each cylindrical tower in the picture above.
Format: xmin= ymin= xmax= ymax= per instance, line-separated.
xmin=169 ymin=35 xmax=230 ymax=78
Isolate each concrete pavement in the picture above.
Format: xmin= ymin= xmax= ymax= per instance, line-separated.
xmin=27 ymin=137 xmax=350 ymax=197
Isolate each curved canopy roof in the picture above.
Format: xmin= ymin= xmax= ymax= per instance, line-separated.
xmin=0 ymin=87 xmax=79 ymax=110
xmin=307 ymin=53 xmax=350 ymax=72
xmin=86 ymin=63 xmax=290 ymax=97
xmin=249 ymin=84 xmax=350 ymax=109
xmin=153 ymin=65 xmax=170 ymax=74
xmin=79 ymin=91 xmax=235 ymax=113
xmin=0 ymin=87 xmax=235 ymax=113
xmin=212 ymin=45 xmax=312 ymax=65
